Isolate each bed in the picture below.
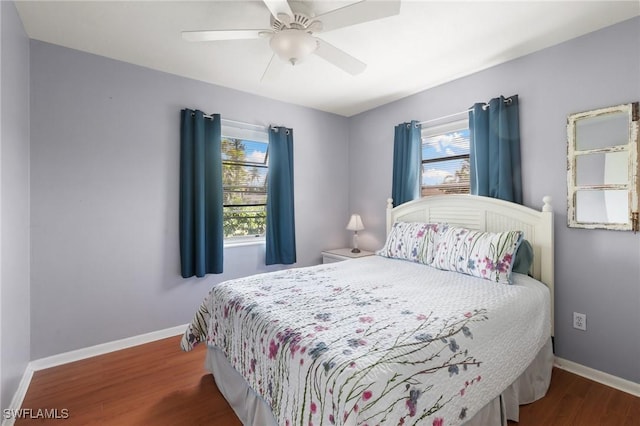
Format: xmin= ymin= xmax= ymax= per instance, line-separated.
xmin=181 ymin=194 xmax=555 ymax=426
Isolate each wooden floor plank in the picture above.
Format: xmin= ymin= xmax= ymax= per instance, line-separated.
xmin=14 ymin=336 xmax=639 ymax=425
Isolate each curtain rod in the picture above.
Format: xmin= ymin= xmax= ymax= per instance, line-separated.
xmin=221 ymin=117 xmax=284 ymax=132
xmin=221 ymin=118 xmax=268 ymax=130
xmin=201 ymin=114 xmax=267 ymax=130
xmin=191 ymin=112 xmax=283 ymax=131
xmin=418 ymin=97 xmax=513 ymax=127
xmin=418 ymin=109 xmax=471 ymax=126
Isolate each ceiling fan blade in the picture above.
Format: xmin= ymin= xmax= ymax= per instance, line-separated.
xmin=182 ymin=30 xmax=265 ymax=42
xmin=314 ymin=39 xmax=366 ymax=75
xmin=263 ymin=0 xmax=294 ymax=19
xmin=261 ymin=54 xmax=285 ymax=82
xmin=316 ymin=0 xmax=401 ymax=33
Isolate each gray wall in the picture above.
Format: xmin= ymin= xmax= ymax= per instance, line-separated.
xmin=30 ymin=41 xmax=350 ymax=359
xmin=1 ymin=1 xmax=31 ymax=410
xmin=349 ymin=17 xmax=640 ymax=383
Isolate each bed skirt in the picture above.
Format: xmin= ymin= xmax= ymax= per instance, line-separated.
xmin=204 ymin=337 xmax=553 ymax=425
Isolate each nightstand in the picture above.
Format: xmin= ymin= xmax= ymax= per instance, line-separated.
xmin=321 ymin=248 xmax=375 ymax=264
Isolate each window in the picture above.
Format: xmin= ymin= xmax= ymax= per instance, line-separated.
xmin=221 ymin=123 xmax=269 ymax=241
xmin=421 ymin=119 xmax=470 ymax=196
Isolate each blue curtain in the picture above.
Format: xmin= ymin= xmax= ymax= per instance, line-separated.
xmin=266 ymin=126 xmax=296 ymax=265
xmin=469 ymin=95 xmax=522 ymax=204
xmin=179 ymin=110 xmax=224 ymax=277
xmin=391 ymin=120 xmax=422 ymax=207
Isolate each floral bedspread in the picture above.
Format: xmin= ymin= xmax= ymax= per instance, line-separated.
xmin=181 ymin=256 xmax=550 ymax=426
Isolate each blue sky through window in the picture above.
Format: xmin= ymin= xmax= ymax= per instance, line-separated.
xmin=421 ymin=129 xmax=470 ymax=186
xmin=221 ymin=138 xmax=268 ymax=164
xmin=241 ymin=140 xmax=268 ymax=164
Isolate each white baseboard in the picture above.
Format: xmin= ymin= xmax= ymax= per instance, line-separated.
xmin=2 ymin=367 xmax=34 ymax=426
xmin=554 ymin=356 xmax=640 ymax=397
xmin=29 ymin=324 xmax=187 ymax=371
xmin=1 ymin=324 xmax=187 ymax=426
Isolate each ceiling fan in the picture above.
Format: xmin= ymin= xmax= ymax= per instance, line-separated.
xmin=182 ymin=0 xmax=401 ymax=80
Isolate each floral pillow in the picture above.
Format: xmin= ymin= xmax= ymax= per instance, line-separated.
xmin=376 ymin=222 xmax=446 ymax=265
xmin=432 ymin=227 xmax=523 ymax=284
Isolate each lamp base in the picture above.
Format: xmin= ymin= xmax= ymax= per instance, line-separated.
xmin=351 ymin=248 xmax=361 ymax=253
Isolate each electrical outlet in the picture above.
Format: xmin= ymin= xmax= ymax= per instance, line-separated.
xmin=573 ymin=312 xmax=587 ymax=331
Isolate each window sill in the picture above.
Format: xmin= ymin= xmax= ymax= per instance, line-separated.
xmin=224 ymin=237 xmax=265 ymax=248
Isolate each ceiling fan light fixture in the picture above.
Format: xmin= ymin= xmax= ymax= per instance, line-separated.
xmin=269 ymin=29 xmax=318 ymax=65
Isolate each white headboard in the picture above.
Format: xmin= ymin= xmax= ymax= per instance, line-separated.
xmin=386 ymin=194 xmax=554 ymax=335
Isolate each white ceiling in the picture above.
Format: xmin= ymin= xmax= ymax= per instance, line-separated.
xmin=15 ymin=1 xmax=640 ymax=117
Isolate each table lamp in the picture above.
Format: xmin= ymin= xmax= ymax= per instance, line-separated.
xmin=346 ymin=214 xmax=365 ymax=253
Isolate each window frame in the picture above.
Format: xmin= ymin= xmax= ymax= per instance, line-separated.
xmin=420 ymin=118 xmax=471 ymax=197
xmin=220 ymin=123 xmax=269 ymax=246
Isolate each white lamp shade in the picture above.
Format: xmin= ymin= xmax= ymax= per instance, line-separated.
xmin=346 ymin=214 xmax=364 ymax=231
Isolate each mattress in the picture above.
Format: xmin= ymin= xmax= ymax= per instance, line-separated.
xmin=182 ymin=255 xmax=552 ymax=425
xmin=205 ymin=337 xmax=553 ymax=425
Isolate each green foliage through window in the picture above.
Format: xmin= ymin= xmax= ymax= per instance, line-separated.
xmin=221 ymin=135 xmax=268 ymax=239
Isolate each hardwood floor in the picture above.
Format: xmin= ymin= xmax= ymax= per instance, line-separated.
xmin=16 ymin=336 xmax=240 ymax=426
xmin=507 ymin=368 xmax=639 ymax=426
xmin=15 ymin=336 xmax=639 ymax=425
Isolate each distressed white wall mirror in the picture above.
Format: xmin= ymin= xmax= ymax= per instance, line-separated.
xmin=567 ymin=102 xmax=639 ymax=231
